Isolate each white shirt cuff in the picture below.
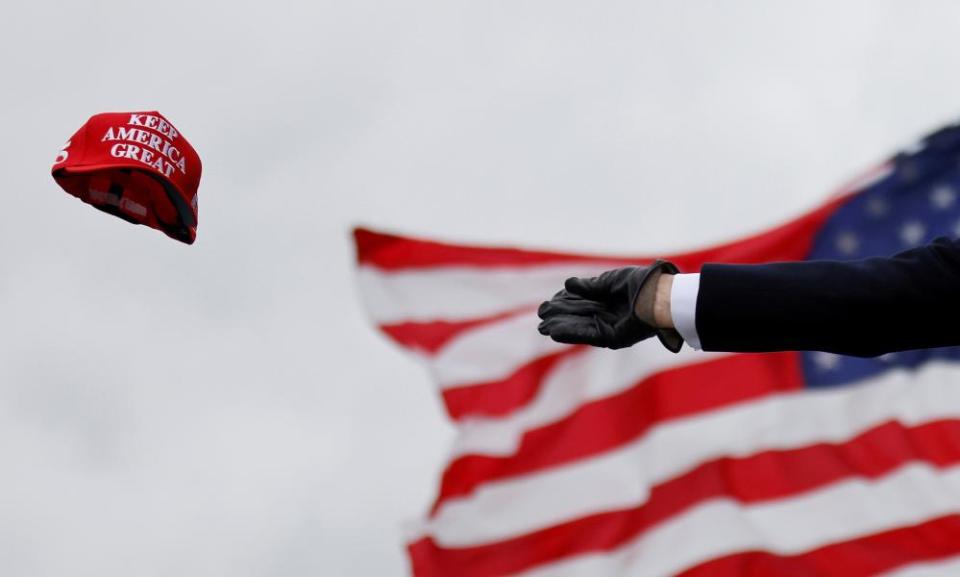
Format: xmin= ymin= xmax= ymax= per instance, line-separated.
xmin=670 ymin=273 xmax=702 ymax=350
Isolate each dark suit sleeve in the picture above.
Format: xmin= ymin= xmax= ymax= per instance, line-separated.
xmin=695 ymin=235 xmax=960 ymax=357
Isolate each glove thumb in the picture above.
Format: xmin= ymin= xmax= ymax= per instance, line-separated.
xmin=564 ymin=275 xmax=605 ymax=299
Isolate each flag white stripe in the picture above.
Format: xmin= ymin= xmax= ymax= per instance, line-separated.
xmin=420 ymin=361 xmax=960 ymax=547
xmin=880 ymin=554 xmax=960 ymax=577
xmin=357 ymin=263 xmax=623 ymax=324
xmin=448 ymin=344 xmax=724 ymax=457
xmin=431 ymin=312 xmax=568 ymax=388
xmin=516 ymin=463 xmax=960 ymax=577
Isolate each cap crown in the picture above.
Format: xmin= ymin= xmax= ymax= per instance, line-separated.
xmin=52 ymin=111 xmax=201 ymax=244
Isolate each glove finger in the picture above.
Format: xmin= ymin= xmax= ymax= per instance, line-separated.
xmin=538 ymin=291 xmax=610 ymax=314
xmin=547 ymin=297 xmax=609 ymax=316
xmin=538 ymin=313 xmax=581 ymax=333
xmin=539 ymin=289 xmax=575 ymax=317
xmin=539 ymin=296 xmax=609 ymax=318
xmin=565 ymin=268 xmax=632 ymax=300
xmin=538 ymin=314 xmax=608 ymax=346
xmin=563 ymin=276 xmax=605 ymax=299
xmin=537 ymin=300 xmax=552 ymax=319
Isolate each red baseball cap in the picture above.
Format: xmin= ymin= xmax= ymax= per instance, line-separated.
xmin=51 ymin=111 xmax=202 ymax=244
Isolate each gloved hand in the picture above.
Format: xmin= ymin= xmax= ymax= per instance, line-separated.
xmin=537 ymin=260 xmax=684 ymax=352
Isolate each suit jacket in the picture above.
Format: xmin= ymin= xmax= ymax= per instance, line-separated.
xmin=695 ymin=235 xmax=960 ymax=357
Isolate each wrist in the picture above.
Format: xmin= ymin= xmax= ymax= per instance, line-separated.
xmin=634 ymin=267 xmax=675 ymax=328
xmin=653 ymin=273 xmax=675 ymax=328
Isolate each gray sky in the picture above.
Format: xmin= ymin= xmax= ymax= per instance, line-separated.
xmin=4 ymin=1 xmax=960 ymax=575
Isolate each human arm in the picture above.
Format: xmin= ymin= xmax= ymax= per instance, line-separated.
xmin=692 ymin=235 xmax=960 ymax=356
xmin=539 ymin=236 xmax=960 ymax=356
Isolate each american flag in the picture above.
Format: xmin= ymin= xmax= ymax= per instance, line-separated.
xmin=354 ymin=121 xmax=960 ymax=577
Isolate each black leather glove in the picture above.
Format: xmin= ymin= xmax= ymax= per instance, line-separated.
xmin=537 ymin=260 xmax=684 ymax=352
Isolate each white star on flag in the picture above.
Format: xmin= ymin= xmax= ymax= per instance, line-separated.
xmin=812 ymin=351 xmax=842 ymax=372
xmin=866 ymin=196 xmax=889 ymax=217
xmin=931 ymin=185 xmax=957 ymax=210
xmin=899 ymin=221 xmax=926 ymax=245
xmin=834 ymin=231 xmax=860 ymax=255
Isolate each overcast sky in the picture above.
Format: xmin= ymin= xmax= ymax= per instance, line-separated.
xmin=4 ymin=2 xmax=960 ymax=576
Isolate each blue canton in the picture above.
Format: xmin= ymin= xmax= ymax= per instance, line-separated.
xmin=804 ymin=122 xmax=960 ymax=388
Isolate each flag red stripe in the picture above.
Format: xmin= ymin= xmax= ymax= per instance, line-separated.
xmin=355 ymin=227 xmax=619 ymax=270
xmin=410 ymin=419 xmax=960 ymax=577
xmin=355 ymin=195 xmax=847 ymax=272
xmin=379 ymin=307 xmax=533 ymax=356
xmin=677 ymin=514 xmax=960 ymax=577
xmin=433 ymin=352 xmax=803 ymax=509
xmin=441 ymin=348 xmax=584 ymax=421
